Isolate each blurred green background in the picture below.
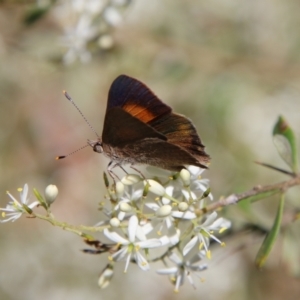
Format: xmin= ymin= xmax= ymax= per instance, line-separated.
xmin=0 ymin=1 xmax=300 ymax=299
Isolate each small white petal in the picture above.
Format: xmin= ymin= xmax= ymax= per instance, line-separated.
xmin=183 ymin=236 xmax=198 ymax=256
xmin=156 ymin=267 xmax=178 ymax=275
xmin=172 ymin=211 xmax=196 ymax=219
xmin=145 ymin=202 xmax=159 ymax=211
xmin=135 ymin=251 xmax=150 ymax=271
xmin=187 ymin=166 xmax=204 ymax=177
xmin=167 ymin=227 xmax=180 ymax=245
xmin=127 ymin=215 xmax=138 ymax=242
xmin=169 ymin=252 xmax=183 ymax=265
xmin=111 ymin=247 xmax=128 ymax=262
xmin=202 ymin=212 xmax=218 ymax=226
xmin=117 ymin=211 xmax=125 ymax=221
xmin=182 ymin=189 xmax=197 ymax=201
xmin=104 ymin=229 xmax=129 ymax=244
xmin=20 ymin=184 xmax=29 ymax=203
xmin=124 ymin=252 xmax=132 ymax=272
xmin=140 ymin=222 xmax=154 ymax=235
xmin=159 ymin=235 xmax=170 ymax=246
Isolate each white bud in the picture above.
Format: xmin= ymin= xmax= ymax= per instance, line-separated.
xmin=115 ymin=182 xmax=125 ymax=198
xmin=121 ymin=174 xmax=142 ymax=185
xmin=98 ymin=34 xmax=114 ymax=50
xmin=180 ymin=169 xmax=191 ymax=186
xmin=156 ymin=205 xmax=172 ymax=217
xmin=110 ymin=217 xmax=120 ymax=227
xmin=178 ymin=202 xmax=188 ymax=212
xmin=44 ymin=185 xmax=58 ymax=205
xmin=144 ymin=180 xmax=165 ymax=196
xmin=119 ymin=202 xmax=132 ymax=212
xmin=98 ymin=264 xmax=114 ymax=289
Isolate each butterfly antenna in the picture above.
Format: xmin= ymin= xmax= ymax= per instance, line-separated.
xmin=63 ymin=90 xmax=100 ymax=138
xmin=56 ymin=144 xmax=89 ymax=160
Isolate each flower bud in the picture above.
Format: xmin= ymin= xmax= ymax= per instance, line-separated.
xmin=180 ymin=169 xmax=191 ymax=186
xmin=144 ymin=180 xmax=165 ymax=196
xmin=119 ymin=202 xmax=132 ymax=212
xmin=44 ymin=185 xmax=58 ymax=205
xmin=110 ymin=217 xmax=120 ymax=227
xmin=178 ymin=202 xmax=188 ymax=212
xmin=121 ymin=174 xmax=141 ymax=185
xmin=156 ymin=205 xmax=172 ymax=217
xmin=98 ymin=34 xmax=114 ymax=50
xmin=98 ymin=264 xmax=114 ymax=289
xmin=115 ymin=181 xmax=125 ymax=198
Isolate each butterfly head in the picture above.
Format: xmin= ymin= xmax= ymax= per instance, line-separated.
xmin=88 ymin=139 xmax=103 ymax=154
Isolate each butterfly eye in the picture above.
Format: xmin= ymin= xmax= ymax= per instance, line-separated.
xmin=87 ymin=139 xmax=103 ymax=154
xmin=93 ymin=142 xmax=103 ymax=154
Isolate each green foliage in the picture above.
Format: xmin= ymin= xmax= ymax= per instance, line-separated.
xmin=255 ymin=193 xmax=285 ymax=269
xmin=23 ymin=5 xmax=51 ymax=26
xmin=273 ymin=116 xmax=298 ymax=173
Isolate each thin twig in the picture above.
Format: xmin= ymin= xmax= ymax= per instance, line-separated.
xmin=204 ymin=174 xmax=300 ymax=213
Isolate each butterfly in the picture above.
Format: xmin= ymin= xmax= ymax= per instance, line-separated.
xmin=87 ymin=75 xmax=210 ymax=178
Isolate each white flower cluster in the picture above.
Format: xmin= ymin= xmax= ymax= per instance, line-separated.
xmin=95 ymin=166 xmax=231 ymax=291
xmin=0 ymin=166 xmax=230 ymax=291
xmin=52 ymin=0 xmax=131 ymax=64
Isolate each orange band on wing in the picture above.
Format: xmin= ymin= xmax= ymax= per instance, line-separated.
xmin=123 ymin=103 xmax=157 ymax=123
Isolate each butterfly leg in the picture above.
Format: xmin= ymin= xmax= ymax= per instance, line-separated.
xmin=107 ymin=161 xmax=121 ymax=183
xmin=118 ymin=164 xmax=128 ymax=175
xmin=129 ymin=164 xmax=146 ymax=181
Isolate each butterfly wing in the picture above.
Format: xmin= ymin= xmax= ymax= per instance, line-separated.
xmin=103 ymin=75 xmax=210 ymax=169
xmin=149 ymin=113 xmax=210 ymax=165
xmin=102 ymin=107 xmax=166 ymax=147
xmin=121 ymin=138 xmax=208 ymax=171
xmin=106 ymin=75 xmax=171 ymax=123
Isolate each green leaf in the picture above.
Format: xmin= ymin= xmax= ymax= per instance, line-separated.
xmin=33 ymin=188 xmax=48 ymax=210
xmin=273 ymin=116 xmax=298 ymax=173
xmin=23 ymin=5 xmax=51 ymax=26
xmin=255 ymin=193 xmax=285 ymax=269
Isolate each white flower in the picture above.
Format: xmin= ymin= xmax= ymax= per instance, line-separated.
xmin=0 ymin=184 xmax=39 ymax=223
xmin=62 ymin=14 xmax=97 ymax=64
xmin=104 ymin=215 xmax=162 ymax=272
xmin=103 ymin=6 xmax=122 ymax=26
xmin=183 ymin=212 xmax=231 ymax=257
xmin=115 ymin=186 xmax=143 ymax=220
xmin=156 ymin=252 xmax=207 ymax=292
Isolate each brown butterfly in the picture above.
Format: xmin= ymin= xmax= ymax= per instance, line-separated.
xmin=87 ymin=75 xmax=210 ymax=177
